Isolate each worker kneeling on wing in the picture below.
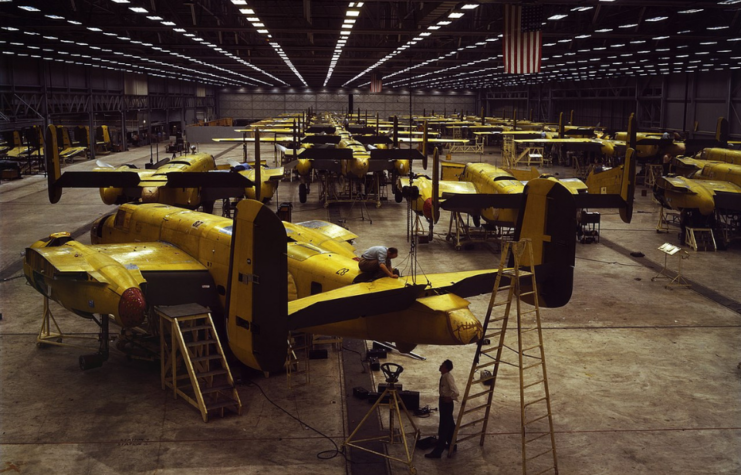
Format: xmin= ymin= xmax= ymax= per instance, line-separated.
xmin=358 ymin=246 xmax=399 ymax=280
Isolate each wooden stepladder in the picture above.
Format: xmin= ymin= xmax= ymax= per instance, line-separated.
xmin=285 ymin=331 xmax=311 ymax=389
xmin=449 ymin=239 xmax=558 ymax=475
xmin=158 ymin=304 xmax=242 ymax=423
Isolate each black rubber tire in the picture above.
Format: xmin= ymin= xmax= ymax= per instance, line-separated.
xmin=394 ymin=188 xmax=403 ymax=203
xmin=299 ymin=183 xmax=308 ymax=203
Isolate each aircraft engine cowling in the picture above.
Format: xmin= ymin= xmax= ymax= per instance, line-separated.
xmin=140 ymin=186 xmax=160 ymax=203
xmin=119 ymin=287 xmax=147 ymax=327
xmin=100 ymin=187 xmax=124 ymax=205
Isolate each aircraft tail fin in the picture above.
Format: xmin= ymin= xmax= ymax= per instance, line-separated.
xmin=513 ymin=179 xmax=575 ymax=308
xmin=583 ymin=147 xmax=636 ymax=223
xmin=45 ymin=125 xmax=63 ymax=204
xmin=225 ymin=199 xmax=288 ymax=373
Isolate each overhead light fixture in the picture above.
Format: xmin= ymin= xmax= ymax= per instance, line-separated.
xmin=679 ymin=9 xmax=703 ymax=13
xmin=448 ymin=12 xmax=464 ymax=19
xmin=45 ymin=15 xmax=64 ymax=20
xmin=708 ymin=26 xmax=729 ymax=30
xmin=18 ymin=5 xmax=40 ymax=11
xmin=231 ymin=0 xmax=247 ymax=4
xmin=347 ymin=9 xmax=360 ymax=17
xmin=461 ymin=4 xmax=478 ymax=9
xmin=595 ymin=28 xmax=613 ymax=33
xmin=548 ymin=14 xmax=567 ymax=20
xmin=161 ymin=21 xmax=175 ymax=26
xmin=129 ymin=7 xmax=148 ymax=13
xmin=68 ymin=20 xmax=82 ymax=25
xmin=147 ymin=16 xmax=163 ymax=21
xmin=240 ymin=8 xmax=255 ymax=14
xmin=646 ymin=17 xmax=668 ymax=22
xmin=111 ymin=0 xmax=130 ymax=3
xmin=619 ymin=24 xmax=638 ymax=29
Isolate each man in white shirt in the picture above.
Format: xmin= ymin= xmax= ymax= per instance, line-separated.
xmin=426 ymin=359 xmax=459 ymax=458
xmin=358 ymin=246 xmax=399 ymax=280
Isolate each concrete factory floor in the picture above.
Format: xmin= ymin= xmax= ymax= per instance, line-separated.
xmin=1 ymin=140 xmax=739 ymax=475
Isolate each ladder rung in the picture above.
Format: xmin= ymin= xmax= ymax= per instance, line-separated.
xmin=483 ymin=331 xmax=503 ymax=340
xmin=523 ymin=379 xmax=544 ymax=390
xmin=180 ymin=325 xmax=211 ymax=332
xmin=479 ymin=346 xmax=502 ymax=355
xmin=488 ymin=316 xmax=508 ymax=324
xmin=186 ymin=339 xmax=217 ymax=348
xmin=526 ymin=448 xmax=553 ymax=462
xmin=521 ymin=327 xmax=539 ymax=334
xmin=206 ymin=400 xmax=239 ymax=411
xmin=474 ymin=360 xmax=498 ymax=371
xmin=531 ymin=465 xmax=557 ymax=475
xmin=454 ymin=433 xmax=481 ymax=444
xmin=459 ymin=417 xmax=487 ymax=430
xmin=201 ymin=384 xmax=234 ymax=395
xmin=197 ymin=369 xmax=228 ymax=378
xmin=524 ymin=396 xmax=547 ymax=408
xmin=524 ymin=413 xmax=550 ymax=426
xmin=525 ymin=432 xmax=551 ymax=444
xmin=191 ymin=354 xmax=223 ymax=363
xmin=523 ymin=361 xmax=543 ymax=371
xmin=522 ymin=344 xmax=542 ymax=353
xmin=519 ymin=291 xmax=535 ymax=297
xmin=464 ymin=388 xmax=493 ymax=401
xmin=462 ymin=402 xmax=490 ymax=415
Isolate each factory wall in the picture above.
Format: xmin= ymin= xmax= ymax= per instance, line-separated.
xmin=217 ymin=87 xmax=478 ymax=122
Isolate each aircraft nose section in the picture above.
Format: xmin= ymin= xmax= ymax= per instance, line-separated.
xmin=448 ymin=308 xmax=483 ymax=344
xmin=119 ymin=287 xmax=147 ymax=328
xmin=423 ymin=198 xmax=434 ymax=219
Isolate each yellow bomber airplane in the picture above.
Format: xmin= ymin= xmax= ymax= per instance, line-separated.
xmin=654 ymin=151 xmax=741 ymax=247
xmin=46 ymin=126 xmax=283 ymax=210
xmin=24 ymin=159 xmax=586 ymax=373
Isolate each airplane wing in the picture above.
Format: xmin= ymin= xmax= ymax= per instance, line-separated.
xmin=56 ymin=170 xmax=142 ymax=188
xmin=439 ymin=180 xmax=477 ymax=195
xmin=294 ymin=220 xmax=359 ymax=242
xmin=406 ymin=270 xmax=497 ymax=298
xmin=658 ymin=176 xmax=696 ymax=193
xmin=25 ymin=240 xmax=217 ymax=324
xmin=288 ymin=282 xmax=426 ymax=329
xmin=212 ymin=137 xmax=293 ymax=143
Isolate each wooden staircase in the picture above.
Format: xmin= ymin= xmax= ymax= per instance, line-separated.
xmin=157 ymin=304 xmax=241 ymax=422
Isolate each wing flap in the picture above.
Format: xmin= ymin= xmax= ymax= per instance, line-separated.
xmin=288 ymin=283 xmax=426 ymax=330
xmin=56 ymin=170 xmax=141 ymax=188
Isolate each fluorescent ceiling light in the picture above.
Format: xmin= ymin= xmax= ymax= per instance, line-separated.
xmin=240 ymin=8 xmax=255 ymax=14
xmin=45 ymin=15 xmax=64 ymax=20
xmin=147 ymin=16 xmax=163 ymax=20
xmin=461 ymin=4 xmax=478 ymax=9
xmin=646 ymin=17 xmax=668 ymax=22
xmin=448 ymin=12 xmax=464 ymax=19
xmin=231 ymin=0 xmax=247 ymax=4
xmin=129 ymin=7 xmax=148 ymax=13
xmin=548 ymin=14 xmax=567 ymax=20
xmin=257 ymin=29 xmax=268 ymax=34
xmin=679 ymin=9 xmax=703 ymax=13
xmin=18 ymin=5 xmax=40 ymax=11
xmin=161 ymin=21 xmax=175 ymax=26
xmin=347 ymin=10 xmax=360 ymax=17
xmin=619 ymin=24 xmax=637 ymax=28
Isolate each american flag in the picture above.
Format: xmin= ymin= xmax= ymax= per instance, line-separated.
xmin=370 ymin=73 xmax=382 ymax=93
xmin=503 ymin=4 xmax=543 ymax=74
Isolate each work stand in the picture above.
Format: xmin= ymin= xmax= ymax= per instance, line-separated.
xmin=343 ymin=363 xmax=420 ymax=474
xmin=652 ymin=243 xmax=691 ymax=288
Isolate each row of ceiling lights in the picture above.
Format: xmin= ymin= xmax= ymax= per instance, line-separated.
xmin=323 ymin=2 xmax=364 ymax=87
xmin=344 ymin=3 xmax=480 ymax=88
xmin=229 ymin=0 xmax=306 ymax=86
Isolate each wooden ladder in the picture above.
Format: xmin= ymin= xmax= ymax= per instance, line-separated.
xmin=685 ymin=227 xmax=716 ymax=251
xmin=448 ymin=239 xmax=559 ymax=475
xmin=158 ymin=305 xmax=242 ymax=423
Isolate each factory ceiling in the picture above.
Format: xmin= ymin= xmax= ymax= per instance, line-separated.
xmin=1 ymin=1 xmax=740 ymax=90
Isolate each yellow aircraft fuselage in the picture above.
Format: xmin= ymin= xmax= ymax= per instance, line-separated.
xmin=81 ymin=204 xmax=481 ymax=366
xmin=698 ymin=148 xmax=741 ymax=166
xmin=461 ymin=163 xmax=524 ymax=223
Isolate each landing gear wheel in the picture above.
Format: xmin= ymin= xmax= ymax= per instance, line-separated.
xmin=299 ymin=183 xmax=307 ymax=203
xmin=472 ymin=214 xmax=481 ymax=228
xmin=394 ymin=188 xmax=403 ymax=203
xmin=79 ymin=353 xmax=104 ymax=371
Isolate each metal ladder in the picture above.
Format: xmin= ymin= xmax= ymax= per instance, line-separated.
xmin=448 ymin=239 xmax=558 ymax=475
xmin=158 ymin=305 xmax=242 ymax=423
